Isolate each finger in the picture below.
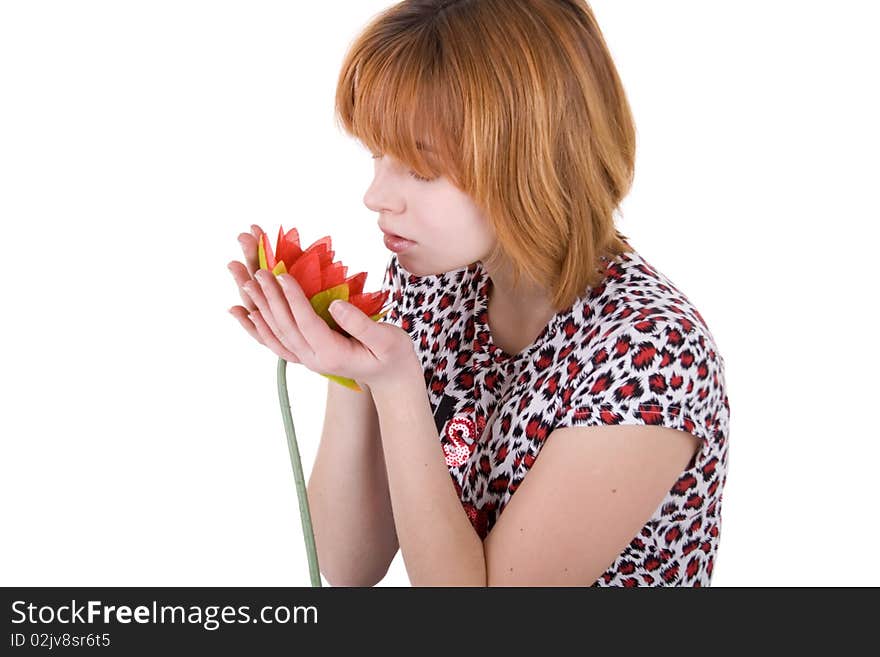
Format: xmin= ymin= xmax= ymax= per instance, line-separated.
xmin=276 ymin=273 xmax=351 ymax=366
xmin=328 ymin=298 xmax=398 ymax=362
xmin=241 ymin=280 xmax=287 ymax=344
xmin=238 ymin=233 xmax=259 ymax=276
xmin=254 ymin=269 xmax=315 ymax=358
xmin=239 ymin=224 xmax=268 ymax=275
xmin=249 ymin=311 xmax=302 ymax=363
xmin=228 ymin=305 xmax=265 ymax=345
xmin=228 ymin=261 xmax=257 ymax=312
xmin=248 ymin=224 xmax=267 ymax=270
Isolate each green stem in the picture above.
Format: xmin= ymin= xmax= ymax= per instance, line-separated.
xmin=276 ymin=356 xmax=322 ymax=587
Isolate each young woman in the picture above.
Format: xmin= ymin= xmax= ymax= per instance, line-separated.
xmin=229 ymin=0 xmax=729 ymax=587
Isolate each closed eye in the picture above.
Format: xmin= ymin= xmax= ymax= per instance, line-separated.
xmin=371 ymin=153 xmax=435 ymax=182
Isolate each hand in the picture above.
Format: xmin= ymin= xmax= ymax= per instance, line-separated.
xmin=238 ymin=265 xmax=417 ymax=391
xmin=228 ymin=224 xmax=289 ymax=352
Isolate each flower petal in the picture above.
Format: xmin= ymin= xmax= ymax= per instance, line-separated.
xmin=320 ymin=372 xmax=362 ymax=392
xmin=310 ymin=283 xmax=351 ymax=333
xmin=275 ymin=225 xmax=304 ymax=267
xmin=341 ymin=271 xmax=367 ymax=297
xmin=349 ymin=289 xmax=389 ymax=317
xmin=289 ymin=252 xmax=324 ymax=298
xmin=258 ymin=232 xmax=276 ymax=271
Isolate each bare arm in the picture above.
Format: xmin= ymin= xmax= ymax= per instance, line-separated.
xmin=306 ymin=379 xmax=399 ymax=586
xmin=370 ymin=360 xmax=486 ymax=587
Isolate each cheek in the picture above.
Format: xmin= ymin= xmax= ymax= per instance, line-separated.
xmin=430 ymin=219 xmax=484 ymax=246
xmin=434 ymin=221 xmax=495 ymax=260
xmin=420 ymin=195 xmax=494 ymax=248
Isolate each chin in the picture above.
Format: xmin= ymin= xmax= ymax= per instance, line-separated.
xmin=400 ymin=251 xmax=479 ymax=278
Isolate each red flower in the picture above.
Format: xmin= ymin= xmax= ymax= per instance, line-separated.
xmin=257 ymin=225 xmax=391 ymax=392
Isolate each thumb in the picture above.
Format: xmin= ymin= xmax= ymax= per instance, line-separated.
xmin=330 ymin=299 xmax=387 ymax=344
xmin=329 ymin=299 xmax=359 ymax=327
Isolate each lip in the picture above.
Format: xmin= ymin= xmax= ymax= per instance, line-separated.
xmin=382 ymin=232 xmax=417 ymax=253
xmin=379 ymin=227 xmax=415 ymax=241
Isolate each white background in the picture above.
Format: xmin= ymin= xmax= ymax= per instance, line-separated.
xmin=2 ymin=1 xmax=877 ymax=587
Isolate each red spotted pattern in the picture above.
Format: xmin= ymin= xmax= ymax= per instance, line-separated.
xmin=378 ymin=245 xmax=729 ymax=586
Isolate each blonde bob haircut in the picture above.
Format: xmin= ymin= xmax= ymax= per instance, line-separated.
xmin=334 ymin=0 xmax=636 ymax=311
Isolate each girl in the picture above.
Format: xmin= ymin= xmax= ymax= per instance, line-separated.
xmin=229 ymin=0 xmax=729 ymax=587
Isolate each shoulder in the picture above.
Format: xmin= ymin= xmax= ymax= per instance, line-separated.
xmin=550 ymin=250 xmax=729 ymax=442
xmin=564 ymin=250 xmax=716 ymax=346
xmin=552 ymin=314 xmax=729 ymax=456
xmin=557 ymin=249 xmax=725 ymax=372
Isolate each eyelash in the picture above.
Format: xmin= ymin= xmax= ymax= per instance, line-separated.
xmin=371 ymin=154 xmax=433 ymax=182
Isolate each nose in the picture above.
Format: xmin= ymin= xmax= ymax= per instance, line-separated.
xmin=363 ymin=163 xmax=403 ymax=215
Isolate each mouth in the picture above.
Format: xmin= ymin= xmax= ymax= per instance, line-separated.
xmin=380 ymin=228 xmax=416 ymax=243
xmin=382 ymin=231 xmax=418 ymax=254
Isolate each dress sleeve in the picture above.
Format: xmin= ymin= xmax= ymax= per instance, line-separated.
xmin=554 ymin=319 xmax=728 ymax=450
